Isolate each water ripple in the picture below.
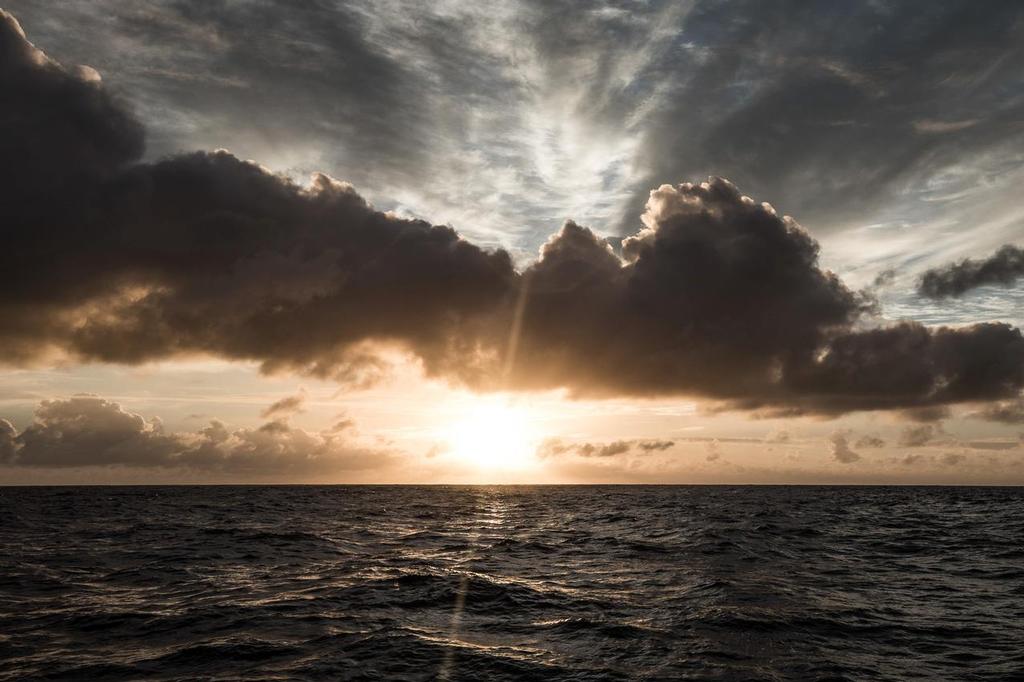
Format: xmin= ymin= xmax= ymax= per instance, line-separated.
xmin=1 ymin=485 xmax=1022 ymax=680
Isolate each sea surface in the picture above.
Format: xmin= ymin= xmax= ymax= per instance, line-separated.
xmin=1 ymin=486 xmax=1022 ymax=681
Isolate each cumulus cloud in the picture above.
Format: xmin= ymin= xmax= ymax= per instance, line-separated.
xmin=1 ymin=395 xmax=393 ymax=475
xmin=829 ymin=432 xmax=860 ymax=463
xmin=919 ymin=245 xmax=1024 ymax=299
xmin=2 ymin=11 xmax=1024 ymax=419
xmin=536 ymin=438 xmax=674 ymax=459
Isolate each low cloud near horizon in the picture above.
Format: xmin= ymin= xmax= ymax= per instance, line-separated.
xmin=2 ymin=394 xmax=1021 ymax=483
xmin=0 ymin=395 xmax=395 ymax=478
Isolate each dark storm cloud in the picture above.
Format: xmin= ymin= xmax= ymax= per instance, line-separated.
xmin=0 ymin=11 xmax=143 ymax=193
xmin=508 ymin=182 xmax=1024 ymax=414
xmin=537 ymin=438 xmax=674 ymax=459
xmin=918 ymin=245 xmax=1024 ymax=299
xmin=778 ymin=322 xmax=1024 ymax=415
xmin=1 ymin=395 xmax=391 ymax=474
xmin=0 ymin=9 xmax=515 ymax=377
xmin=3 ymin=11 xmax=1024 ymax=419
xmin=508 ymin=180 xmax=870 ymax=400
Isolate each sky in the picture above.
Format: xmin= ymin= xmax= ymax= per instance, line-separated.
xmin=2 ymin=1 xmax=1024 ymax=484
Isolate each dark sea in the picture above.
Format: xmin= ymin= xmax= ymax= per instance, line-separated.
xmin=1 ymin=486 xmax=1022 ymax=681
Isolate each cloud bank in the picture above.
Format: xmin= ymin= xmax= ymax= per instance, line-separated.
xmin=0 ymin=395 xmax=392 ymax=475
xmin=2 ymin=10 xmax=1023 ymax=419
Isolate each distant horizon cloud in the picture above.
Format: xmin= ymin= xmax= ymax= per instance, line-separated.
xmin=828 ymin=432 xmax=861 ymax=464
xmin=1 ymin=9 xmax=1023 ymax=425
xmin=0 ymin=394 xmax=394 ymax=475
xmin=1 ymin=393 xmax=1020 ymax=482
xmin=536 ymin=438 xmax=675 ymax=460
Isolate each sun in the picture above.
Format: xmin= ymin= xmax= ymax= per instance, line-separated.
xmin=442 ymin=397 xmax=541 ymax=471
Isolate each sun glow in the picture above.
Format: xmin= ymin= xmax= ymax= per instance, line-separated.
xmin=442 ymin=397 xmax=541 ymax=472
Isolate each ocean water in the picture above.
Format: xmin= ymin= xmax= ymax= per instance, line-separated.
xmin=1 ymin=486 xmax=1022 ymax=681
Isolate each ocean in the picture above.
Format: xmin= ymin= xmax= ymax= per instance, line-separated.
xmin=1 ymin=486 xmax=1022 ymax=680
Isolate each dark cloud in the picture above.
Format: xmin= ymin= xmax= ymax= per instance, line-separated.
xmin=918 ymin=245 xmax=1024 ymax=299
xmin=779 ymin=322 xmax=1024 ymax=415
xmin=1 ymin=395 xmax=391 ymax=475
xmin=508 ymin=180 xmax=870 ymax=401
xmin=829 ymin=432 xmax=860 ymax=464
xmin=0 ymin=11 xmax=143 ymax=199
xmin=0 ymin=10 xmax=515 ymax=376
xmin=509 ymin=184 xmax=1024 ymax=414
xmin=2 ymin=11 xmax=1024 ymax=419
xmin=260 ymin=390 xmax=307 ymax=419
xmin=537 ymin=438 xmax=675 ymax=459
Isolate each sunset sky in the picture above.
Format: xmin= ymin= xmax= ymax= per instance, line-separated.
xmin=2 ymin=1 xmax=1024 ymax=484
